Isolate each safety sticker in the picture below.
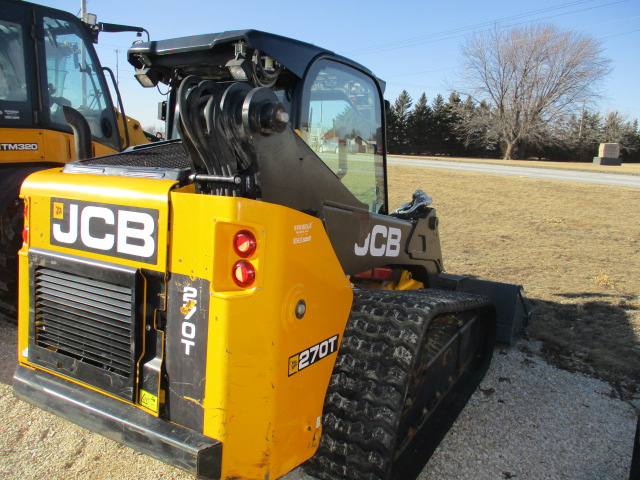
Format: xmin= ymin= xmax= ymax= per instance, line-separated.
xmin=140 ymin=389 xmax=159 ymax=412
xmin=293 ymin=222 xmax=312 ymax=245
xmin=288 ymin=334 xmax=339 ymax=376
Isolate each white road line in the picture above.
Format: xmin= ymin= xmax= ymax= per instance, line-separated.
xmin=387 ymin=157 xmax=640 ymax=188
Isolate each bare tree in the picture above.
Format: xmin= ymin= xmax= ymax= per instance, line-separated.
xmin=458 ymin=24 xmax=611 ymax=159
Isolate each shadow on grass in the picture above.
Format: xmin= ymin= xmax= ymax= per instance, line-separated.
xmin=555 ymin=292 xmax=637 ymax=301
xmin=525 ymin=296 xmax=640 ymax=400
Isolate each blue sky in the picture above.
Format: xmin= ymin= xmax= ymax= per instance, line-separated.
xmin=36 ymin=0 xmax=640 ymax=130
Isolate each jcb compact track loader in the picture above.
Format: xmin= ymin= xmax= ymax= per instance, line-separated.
xmin=0 ymin=0 xmax=151 ymax=323
xmin=13 ymin=30 xmax=528 ymax=479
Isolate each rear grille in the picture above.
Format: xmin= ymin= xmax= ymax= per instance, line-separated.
xmin=74 ymin=141 xmax=190 ymax=168
xmin=62 ymin=141 xmax=192 ymax=183
xmin=34 ymin=268 xmax=134 ymax=378
xmin=28 ymin=250 xmax=140 ymax=402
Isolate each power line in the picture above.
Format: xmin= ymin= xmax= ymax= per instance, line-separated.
xmin=342 ymin=0 xmax=629 ymax=56
xmin=376 ymin=24 xmax=639 ymax=82
xmin=599 ymin=28 xmax=640 ymax=39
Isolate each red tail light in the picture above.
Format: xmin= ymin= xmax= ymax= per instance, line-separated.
xmin=233 ymin=230 xmax=257 ymax=258
xmin=232 ymin=260 xmax=256 ymax=288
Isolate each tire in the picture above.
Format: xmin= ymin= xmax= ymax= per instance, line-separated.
xmin=0 ymin=198 xmax=24 ymax=324
xmin=304 ymin=288 xmax=495 ymax=480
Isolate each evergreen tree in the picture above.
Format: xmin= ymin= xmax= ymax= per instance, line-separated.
xmin=603 ymin=112 xmax=640 ymax=161
xmin=626 ymin=120 xmax=640 ymax=162
xmin=385 ymin=101 xmax=400 ymax=154
xmin=407 ymin=93 xmax=432 ymax=155
xmin=430 ymin=94 xmax=448 ymax=155
xmin=391 ymin=90 xmax=413 ymax=154
xmin=444 ymin=92 xmax=465 ymax=156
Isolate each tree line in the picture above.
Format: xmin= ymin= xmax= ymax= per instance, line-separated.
xmin=385 ymin=24 xmax=640 ymax=162
xmin=386 ymin=90 xmax=640 ymax=162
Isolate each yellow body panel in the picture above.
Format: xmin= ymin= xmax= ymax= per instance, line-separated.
xmin=20 ymin=169 xmax=175 ymax=270
xmin=1 ymin=128 xmax=119 ymax=164
xmin=169 ymin=189 xmax=353 ymax=479
xmin=18 ymin=171 xmax=353 ymax=479
xmin=117 ymin=113 xmax=151 ymax=148
xmin=17 ymin=169 xmax=176 ymax=371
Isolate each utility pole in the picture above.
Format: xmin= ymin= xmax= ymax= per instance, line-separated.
xmin=80 ymin=0 xmax=87 ymax=106
xmin=578 ymin=102 xmax=586 ymax=140
xmin=115 ymin=49 xmax=120 ymax=85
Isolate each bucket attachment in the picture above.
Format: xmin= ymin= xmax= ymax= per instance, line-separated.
xmin=438 ymin=273 xmax=531 ymax=345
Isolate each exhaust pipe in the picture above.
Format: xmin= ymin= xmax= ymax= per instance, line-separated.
xmin=63 ymin=105 xmax=92 ymax=160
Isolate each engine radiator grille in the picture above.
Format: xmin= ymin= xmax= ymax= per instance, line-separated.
xmin=28 ymin=250 xmax=140 ymax=402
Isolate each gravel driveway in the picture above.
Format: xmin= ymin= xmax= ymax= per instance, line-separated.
xmin=0 ymin=320 xmax=636 ymax=480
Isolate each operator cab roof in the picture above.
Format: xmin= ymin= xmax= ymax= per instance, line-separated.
xmin=127 ymin=29 xmax=385 ymax=91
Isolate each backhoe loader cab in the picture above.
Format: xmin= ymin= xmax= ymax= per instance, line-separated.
xmin=14 ymin=30 xmax=528 ymax=480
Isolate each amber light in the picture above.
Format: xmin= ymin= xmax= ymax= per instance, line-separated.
xmin=233 ymin=230 xmax=257 ymax=258
xmin=232 ymin=260 xmax=256 ymax=288
xmin=22 ymin=201 xmax=29 ymax=245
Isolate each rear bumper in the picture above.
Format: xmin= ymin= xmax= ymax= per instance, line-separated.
xmin=13 ymin=365 xmax=222 ymax=479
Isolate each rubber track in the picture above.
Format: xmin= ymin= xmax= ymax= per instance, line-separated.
xmin=0 ymin=198 xmax=23 ymax=324
xmin=304 ymin=288 xmax=494 ymax=480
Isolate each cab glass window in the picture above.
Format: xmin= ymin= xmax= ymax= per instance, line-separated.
xmin=43 ymin=15 xmax=119 ymax=150
xmin=300 ymin=60 xmax=386 ymax=213
xmin=0 ymin=18 xmax=31 ymax=126
xmin=0 ymin=20 xmax=27 ymax=101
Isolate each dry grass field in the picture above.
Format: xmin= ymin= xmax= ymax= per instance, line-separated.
xmin=388 ymin=163 xmax=640 ymax=398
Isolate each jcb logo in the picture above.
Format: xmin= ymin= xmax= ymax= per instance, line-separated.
xmin=50 ymin=198 xmax=159 ymax=263
xmin=354 ymin=225 xmax=402 ymax=257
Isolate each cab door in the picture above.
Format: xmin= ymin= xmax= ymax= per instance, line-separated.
xmin=297 ymin=58 xmax=388 ymax=214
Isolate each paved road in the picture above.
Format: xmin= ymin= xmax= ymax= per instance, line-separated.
xmin=387 ymin=156 xmax=640 ymax=188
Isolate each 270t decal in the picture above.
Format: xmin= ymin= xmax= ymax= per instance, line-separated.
xmin=288 ymin=335 xmax=339 ymax=376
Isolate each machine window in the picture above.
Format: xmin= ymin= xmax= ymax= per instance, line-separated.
xmin=43 ymin=15 xmax=118 ymax=150
xmin=301 ymin=60 xmax=385 ymax=213
xmin=0 ymin=20 xmax=27 ymax=102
